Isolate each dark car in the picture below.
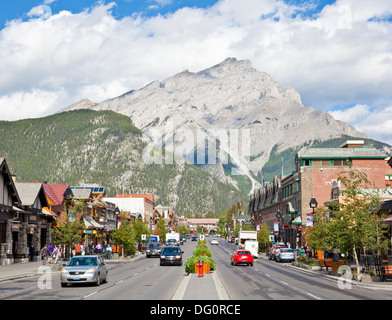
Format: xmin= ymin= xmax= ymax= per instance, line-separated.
xmin=146 ymin=243 xmax=162 ymax=258
xmin=191 ymin=236 xmax=198 ymax=241
xmin=160 ymin=246 xmax=184 ymax=266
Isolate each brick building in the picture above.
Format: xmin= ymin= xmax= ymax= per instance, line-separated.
xmin=249 ymin=140 xmax=392 ymax=247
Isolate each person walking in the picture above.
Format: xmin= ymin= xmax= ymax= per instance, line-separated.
xmin=75 ymin=243 xmax=82 ymax=256
xmin=29 ymin=244 xmax=35 ymax=262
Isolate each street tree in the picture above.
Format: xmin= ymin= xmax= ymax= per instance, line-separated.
xmin=52 ymin=199 xmax=85 ymax=253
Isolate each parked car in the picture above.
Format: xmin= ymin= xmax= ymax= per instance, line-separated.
xmin=160 ymin=246 xmax=184 ymax=266
xmin=146 ymin=243 xmax=162 ymax=258
xmin=60 ymin=255 xmax=108 ymax=287
xmin=191 ymin=236 xmax=198 ymax=241
xmin=166 ymin=238 xmax=179 ymax=246
xmin=231 ymin=250 xmax=253 ymax=266
xmin=275 ymin=248 xmax=295 ymax=262
xmin=210 ymin=238 xmax=219 ymax=245
xmin=228 ymin=236 xmax=236 ymax=243
xmin=268 ymin=244 xmax=287 ymax=260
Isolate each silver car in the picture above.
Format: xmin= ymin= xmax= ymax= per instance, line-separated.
xmin=60 ymin=255 xmax=108 ymax=287
xmin=275 ymin=248 xmax=295 ymax=262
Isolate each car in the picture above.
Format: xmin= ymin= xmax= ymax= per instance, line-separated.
xmin=210 ymin=238 xmax=219 ymax=245
xmin=268 ymin=244 xmax=287 ymax=260
xmin=146 ymin=243 xmax=162 ymax=258
xmin=166 ymin=238 xmax=179 ymax=246
xmin=229 ymin=236 xmax=236 ymax=243
xmin=60 ymin=255 xmax=108 ymax=287
xmin=231 ymin=250 xmax=253 ymax=266
xmin=160 ymin=246 xmax=184 ymax=266
xmin=191 ymin=236 xmax=198 ymax=241
xmin=275 ymin=248 xmax=295 ymax=262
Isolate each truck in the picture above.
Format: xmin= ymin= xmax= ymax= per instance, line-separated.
xmin=238 ymin=231 xmax=258 ymax=257
xmin=148 ymin=235 xmax=160 ymax=243
xmin=166 ymin=232 xmax=180 ymax=245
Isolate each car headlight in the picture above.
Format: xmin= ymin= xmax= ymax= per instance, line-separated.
xmin=147 ymin=250 xmax=150 ymax=252
xmin=85 ymin=268 xmax=96 ymax=273
xmin=175 ymin=255 xmax=181 ymax=259
xmin=61 ymin=269 xmax=68 ymax=274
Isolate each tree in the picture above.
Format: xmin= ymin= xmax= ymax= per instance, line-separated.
xmin=52 ymin=199 xmax=85 ymax=252
xmin=257 ymin=223 xmax=270 ymax=252
xmin=111 ymin=218 xmax=136 ymax=256
xmin=308 ymin=167 xmax=389 ymax=274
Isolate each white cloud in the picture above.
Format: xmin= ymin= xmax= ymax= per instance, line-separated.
xmin=0 ymin=0 xmax=391 ymax=145
xmin=330 ymin=104 xmax=392 ymax=145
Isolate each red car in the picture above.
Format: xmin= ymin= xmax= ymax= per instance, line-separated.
xmin=231 ymin=250 xmax=254 ymax=266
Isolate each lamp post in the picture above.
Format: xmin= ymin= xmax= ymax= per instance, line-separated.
xmin=114 ymin=206 xmax=120 ymax=254
xmin=63 ymin=187 xmax=73 ymax=259
xmin=309 ymin=197 xmax=318 ymax=215
xmin=276 ymin=210 xmax=282 ymax=242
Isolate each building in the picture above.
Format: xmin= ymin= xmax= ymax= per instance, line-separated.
xmin=249 ymin=140 xmax=392 ymax=247
xmin=186 ymin=218 xmax=219 ymax=233
xmin=104 ymin=194 xmax=158 ymax=228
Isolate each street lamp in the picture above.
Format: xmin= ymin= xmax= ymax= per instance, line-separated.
xmin=276 ymin=210 xmax=282 ymax=242
xmin=114 ymin=206 xmax=120 ymax=254
xmin=309 ymin=197 xmax=318 ymax=214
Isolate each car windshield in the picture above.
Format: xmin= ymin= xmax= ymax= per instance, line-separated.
xmin=149 ymin=244 xmax=161 ymax=249
xmin=281 ymin=249 xmax=293 ymax=253
xmin=167 ymin=239 xmax=176 ymax=242
xmin=238 ymin=251 xmax=251 ymax=255
xmin=67 ymin=257 xmax=98 ymax=266
xmin=162 ymin=247 xmax=181 ymax=254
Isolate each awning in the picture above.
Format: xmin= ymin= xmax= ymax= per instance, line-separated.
xmin=292 ymin=215 xmax=302 ymax=225
xmin=384 ymin=214 xmax=392 ymax=226
xmin=83 ymin=215 xmax=104 ymax=229
xmin=286 ymin=201 xmax=296 ymax=214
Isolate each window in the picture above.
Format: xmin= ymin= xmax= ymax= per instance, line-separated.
xmin=312 ymin=160 xmax=330 ymax=167
xmin=333 ymin=159 xmax=349 ymax=166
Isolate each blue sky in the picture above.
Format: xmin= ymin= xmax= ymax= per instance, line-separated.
xmin=0 ymin=0 xmax=336 ymax=27
xmin=0 ymin=0 xmax=391 ymax=144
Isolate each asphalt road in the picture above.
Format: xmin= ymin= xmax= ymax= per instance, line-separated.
xmin=2 ymin=237 xmax=392 ymax=301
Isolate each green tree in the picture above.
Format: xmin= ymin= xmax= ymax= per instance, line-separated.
xmin=111 ymin=218 xmax=136 ymax=256
xmin=52 ymin=200 xmax=85 ymax=251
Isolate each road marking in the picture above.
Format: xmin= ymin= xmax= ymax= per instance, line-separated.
xmin=83 ymin=291 xmax=97 ymax=299
xmin=172 ymin=275 xmax=191 ymax=300
xmin=133 ymin=273 xmax=139 ymax=276
xmin=115 ymin=280 xmax=123 ymax=285
xmin=281 ymin=281 xmax=289 ymax=286
xmin=265 ymin=273 xmax=271 ymax=277
xmin=212 ymin=271 xmax=230 ymax=300
xmin=307 ymin=293 xmax=322 ymax=300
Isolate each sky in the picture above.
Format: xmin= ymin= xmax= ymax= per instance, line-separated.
xmin=0 ymin=0 xmax=392 ymax=145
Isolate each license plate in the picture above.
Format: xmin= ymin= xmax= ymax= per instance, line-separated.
xmin=73 ymin=276 xmax=80 ymax=280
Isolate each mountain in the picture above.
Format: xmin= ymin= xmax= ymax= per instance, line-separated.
xmin=0 ymin=110 xmax=246 ymax=215
xmin=63 ymin=57 xmax=369 ymax=192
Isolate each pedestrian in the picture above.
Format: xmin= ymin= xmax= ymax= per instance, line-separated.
xmin=88 ymin=241 xmax=94 ymax=254
xmin=29 ymin=244 xmax=35 ymax=262
xmin=52 ymin=245 xmax=59 ymax=264
xmin=96 ymin=243 xmax=102 ymax=254
xmin=287 ymin=242 xmax=291 ymax=249
xmin=81 ymin=242 xmax=85 ymax=256
xmin=299 ymin=246 xmax=305 ymax=257
xmin=75 ymin=243 xmax=82 ymax=256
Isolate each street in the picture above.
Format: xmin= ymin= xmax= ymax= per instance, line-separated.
xmin=1 ymin=238 xmax=392 ymax=300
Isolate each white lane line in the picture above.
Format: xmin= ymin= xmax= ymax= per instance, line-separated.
xmin=265 ymin=273 xmax=271 ymax=277
xmin=172 ymin=275 xmax=191 ymax=300
xmin=115 ymin=280 xmax=123 ymax=285
xmin=281 ymin=281 xmax=289 ymax=286
xmin=212 ymin=271 xmax=230 ymax=300
xmin=83 ymin=291 xmax=97 ymax=299
xmin=307 ymin=293 xmax=322 ymax=300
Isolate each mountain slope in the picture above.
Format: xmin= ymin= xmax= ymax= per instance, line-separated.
xmin=0 ymin=109 xmax=246 ymax=215
xmin=63 ymin=58 xmax=368 ymax=192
